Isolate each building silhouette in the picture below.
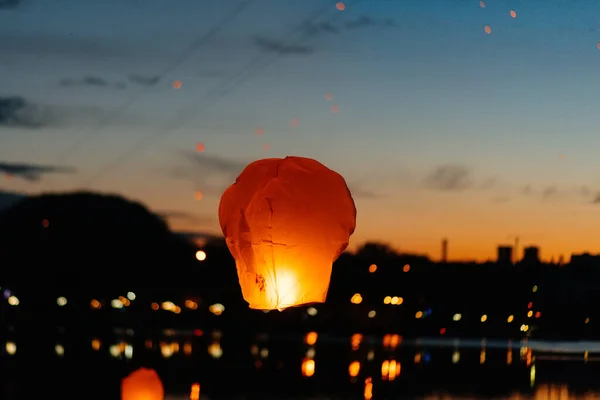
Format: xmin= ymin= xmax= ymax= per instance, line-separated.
xmin=441 ymin=238 xmax=448 ymax=263
xmin=522 ymin=246 xmax=540 ymax=264
xmin=497 ymin=245 xmax=513 ymax=265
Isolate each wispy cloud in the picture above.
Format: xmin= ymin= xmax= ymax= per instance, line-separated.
xmin=128 ymin=74 xmax=160 ymax=86
xmin=0 ymin=161 xmax=76 ymax=181
xmin=0 ymin=0 xmax=21 ymax=10
xmin=255 ymin=14 xmax=397 ymax=55
xmin=424 ymin=164 xmax=474 ymax=191
xmin=0 ymin=96 xmax=54 ymax=128
xmin=59 ymin=76 xmax=128 ymax=90
xmin=253 ymin=36 xmax=314 ymax=55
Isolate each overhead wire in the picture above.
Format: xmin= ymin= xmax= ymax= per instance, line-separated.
xmin=77 ymin=1 xmax=352 ymax=188
xmin=54 ymin=0 xmax=256 ymax=164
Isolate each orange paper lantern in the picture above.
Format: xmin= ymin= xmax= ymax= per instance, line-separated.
xmin=218 ymin=156 xmax=356 ymax=310
xmin=121 ymin=368 xmax=164 ymax=400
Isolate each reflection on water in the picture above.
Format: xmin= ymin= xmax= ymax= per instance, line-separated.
xmin=3 ymin=330 xmax=600 ymax=399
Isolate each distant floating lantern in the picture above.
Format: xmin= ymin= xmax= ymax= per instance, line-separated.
xmin=172 ymin=80 xmax=182 ymax=89
xmin=484 ymin=25 xmax=492 ymax=34
xmin=42 ymin=219 xmax=49 ymax=228
xmin=263 ymin=143 xmax=271 ymax=151
xmin=330 ymin=105 xmax=340 ymax=114
xmin=290 ymin=118 xmax=299 ymax=127
xmin=597 ymin=42 xmax=600 ymax=50
xmin=195 ymin=142 xmax=205 ymax=152
xmin=218 ymin=156 xmax=356 ymax=310
xmin=479 ymin=1 xmax=485 ymax=8
xmin=194 ymin=190 xmax=203 ymax=201
xmin=256 ymin=128 xmax=265 ymax=136
xmin=336 ymin=2 xmax=345 ymax=11
xmin=325 ymin=92 xmax=333 ymax=101
xmin=510 ymin=10 xmax=517 ymax=18
xmin=121 ymin=368 xmax=164 ymax=400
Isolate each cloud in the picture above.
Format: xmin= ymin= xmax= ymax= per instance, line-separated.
xmin=253 ymin=36 xmax=314 ymax=55
xmin=0 ymin=161 xmax=76 ymax=181
xmin=301 ymin=14 xmax=396 ymax=37
xmin=59 ymin=76 xmax=127 ymax=90
xmin=179 ymin=151 xmax=246 ymax=175
xmin=0 ymin=0 xmax=20 ymax=10
xmin=0 ymin=96 xmax=54 ymax=128
xmin=128 ymin=75 xmax=160 ymax=86
xmin=541 ymin=185 xmax=559 ymax=199
xmin=425 ymin=164 xmax=473 ymax=191
xmin=170 ymin=151 xmax=247 ymax=196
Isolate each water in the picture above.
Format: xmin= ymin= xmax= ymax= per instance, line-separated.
xmin=3 ymin=329 xmax=600 ymax=399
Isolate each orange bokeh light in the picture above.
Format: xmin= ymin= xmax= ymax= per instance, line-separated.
xmin=172 ymin=80 xmax=182 ymax=89
xmin=195 ymin=142 xmax=205 ymax=152
xmin=336 ymin=2 xmax=345 ymax=11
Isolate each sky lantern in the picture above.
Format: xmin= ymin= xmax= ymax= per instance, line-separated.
xmin=484 ymin=25 xmax=492 ymax=34
xmin=195 ymin=142 xmax=205 ymax=152
xmin=510 ymin=10 xmax=517 ymax=18
xmin=330 ymin=105 xmax=340 ymax=114
xmin=290 ymin=118 xmax=299 ymax=127
xmin=336 ymin=2 xmax=345 ymax=11
xmin=172 ymin=80 xmax=182 ymax=89
xmin=121 ymin=368 xmax=164 ymax=400
xmin=218 ymin=156 xmax=356 ymax=310
xmin=256 ymin=128 xmax=264 ymax=136
xmin=325 ymin=92 xmax=333 ymax=101
xmin=479 ymin=1 xmax=485 ymax=8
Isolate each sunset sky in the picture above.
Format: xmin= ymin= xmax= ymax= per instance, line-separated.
xmin=1 ymin=0 xmax=600 ymax=262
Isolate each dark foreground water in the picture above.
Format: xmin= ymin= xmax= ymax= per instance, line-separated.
xmin=3 ymin=329 xmax=600 ymax=399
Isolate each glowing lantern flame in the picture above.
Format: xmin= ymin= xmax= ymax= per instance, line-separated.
xmin=218 ymin=156 xmax=356 ymax=310
xmin=196 ymin=143 xmax=205 ymax=152
xmin=172 ymin=80 xmax=182 ymax=89
xmin=121 ymin=368 xmax=164 ymax=400
xmin=484 ymin=25 xmax=492 ymax=34
xmin=336 ymin=2 xmax=345 ymax=11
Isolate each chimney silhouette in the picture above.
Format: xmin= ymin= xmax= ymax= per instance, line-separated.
xmin=441 ymin=238 xmax=448 ymax=263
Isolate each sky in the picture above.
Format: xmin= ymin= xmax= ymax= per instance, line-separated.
xmin=1 ymin=0 xmax=600 ymax=262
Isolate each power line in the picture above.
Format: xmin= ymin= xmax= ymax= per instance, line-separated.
xmin=55 ymin=0 xmax=256 ymax=163
xmin=78 ymin=2 xmax=349 ymax=188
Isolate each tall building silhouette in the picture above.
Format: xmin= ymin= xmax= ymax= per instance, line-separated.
xmin=522 ymin=246 xmax=540 ymax=264
xmin=441 ymin=238 xmax=448 ymax=263
xmin=497 ymin=246 xmax=513 ymax=265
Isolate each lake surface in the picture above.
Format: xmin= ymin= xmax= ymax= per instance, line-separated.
xmin=3 ymin=329 xmax=600 ymax=399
